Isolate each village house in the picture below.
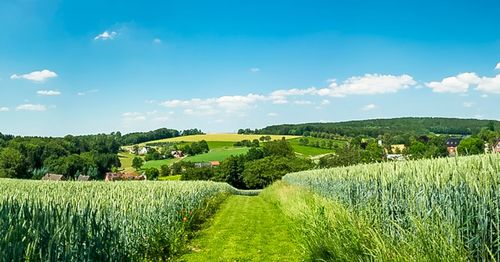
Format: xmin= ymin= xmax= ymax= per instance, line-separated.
xmin=386 ymin=154 xmax=406 ymax=161
xmin=105 ymin=172 xmax=147 ymax=181
xmin=41 ymin=173 xmax=65 ymax=181
xmin=494 ymin=139 xmax=500 ymax=153
xmin=446 ymin=138 xmax=461 ymax=156
xmin=171 ymin=150 xmax=184 ymax=158
xmin=194 ymin=162 xmax=212 ymax=168
xmin=210 ymin=161 xmax=220 ymax=167
xmin=77 ymin=175 xmax=90 ymax=181
xmin=390 ymin=144 xmax=406 ymax=154
xmin=138 ymin=147 xmax=151 ymax=156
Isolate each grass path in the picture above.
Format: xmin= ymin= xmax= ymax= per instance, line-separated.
xmin=179 ymin=195 xmax=302 ymax=262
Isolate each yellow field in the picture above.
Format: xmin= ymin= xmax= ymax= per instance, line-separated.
xmin=138 ymin=134 xmax=300 ymax=145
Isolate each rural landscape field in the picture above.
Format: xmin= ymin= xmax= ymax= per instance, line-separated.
xmin=1 ymin=1 xmax=500 ymax=261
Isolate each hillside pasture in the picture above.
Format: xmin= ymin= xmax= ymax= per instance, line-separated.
xmin=288 ymin=137 xmax=345 ymax=157
xmin=137 ymin=133 xmax=299 ymax=145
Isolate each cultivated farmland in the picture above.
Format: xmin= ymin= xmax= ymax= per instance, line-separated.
xmin=282 ymin=154 xmax=500 ymax=261
xmin=0 ymin=179 xmax=234 ymax=261
xmin=137 ymin=133 xmax=299 ymax=145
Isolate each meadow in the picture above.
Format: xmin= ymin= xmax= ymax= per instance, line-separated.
xmin=278 ymin=154 xmax=500 ymax=261
xmin=0 ymin=179 xmax=234 ymax=261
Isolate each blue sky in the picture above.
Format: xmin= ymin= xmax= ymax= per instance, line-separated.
xmin=0 ymin=0 xmax=499 ymax=136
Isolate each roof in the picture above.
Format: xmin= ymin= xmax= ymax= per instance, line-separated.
xmin=42 ymin=173 xmax=65 ymax=181
xmin=446 ymin=138 xmax=461 ymax=146
xmin=77 ymin=175 xmax=90 ymax=181
xmin=210 ymin=161 xmax=220 ymax=166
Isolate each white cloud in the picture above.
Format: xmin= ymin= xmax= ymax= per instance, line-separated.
xmin=481 ymin=94 xmax=488 ymax=98
xmin=269 ymin=87 xmax=316 ymax=104
xmin=317 ymin=74 xmax=416 ymax=97
xmin=267 ymin=112 xmax=278 ymax=117
xmin=0 ymin=107 xmax=9 ymax=112
xmin=160 ymin=94 xmax=267 ymax=115
xmin=250 ymin=68 xmax=260 ymax=72
xmin=320 ymin=99 xmax=330 ymax=105
xmin=361 ymin=104 xmax=378 ymax=111
xmin=122 ymin=112 xmax=146 ymax=121
xmin=94 ymin=31 xmax=117 ymax=40
xmin=476 ymin=74 xmax=500 ymax=94
xmin=153 ymin=38 xmax=162 ymax=44
xmin=462 ymin=102 xmax=474 ymax=108
xmin=37 ymin=90 xmax=61 ymax=96
xmin=294 ymin=100 xmax=312 ymax=105
xmin=426 ymin=72 xmax=500 ymax=94
xmin=495 ymin=63 xmax=500 ymax=70
xmin=11 ymin=69 xmax=57 ymax=82
xmin=16 ymin=104 xmax=47 ymax=112
xmin=426 ymin=72 xmax=480 ymax=93
xmin=77 ymin=89 xmax=99 ymax=96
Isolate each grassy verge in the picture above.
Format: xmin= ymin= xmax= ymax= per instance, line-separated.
xmin=179 ymin=195 xmax=302 ymax=261
xmin=261 ymin=182 xmax=468 ymax=262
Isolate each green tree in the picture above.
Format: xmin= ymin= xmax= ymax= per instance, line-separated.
xmin=408 ymin=141 xmax=428 ymax=159
xmin=0 ymin=147 xmax=28 ymax=178
xmin=144 ymin=168 xmax=160 ymax=180
xmin=242 ymin=156 xmax=313 ymax=189
xmin=132 ymin=157 xmax=144 ymax=170
xmin=171 ymin=162 xmax=183 ymax=175
xmin=457 ymin=137 xmax=484 ymax=155
xmin=216 ymin=156 xmax=246 ymax=188
xmin=263 ymin=138 xmax=294 ymax=157
xmin=160 ymin=165 xmax=171 ymax=177
xmin=132 ymin=145 xmax=139 ymax=155
xmin=181 ymin=167 xmax=214 ymax=181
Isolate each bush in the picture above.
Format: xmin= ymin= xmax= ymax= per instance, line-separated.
xmin=144 ymin=168 xmax=159 ymax=180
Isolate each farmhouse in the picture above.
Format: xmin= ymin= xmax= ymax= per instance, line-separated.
xmin=390 ymin=144 xmax=406 ymax=154
xmin=494 ymin=139 xmax=500 ymax=153
xmin=386 ymin=154 xmax=406 ymax=161
xmin=138 ymin=147 xmax=151 ymax=155
xmin=210 ymin=161 xmax=220 ymax=167
xmin=41 ymin=173 xmax=65 ymax=181
xmin=446 ymin=138 xmax=461 ymax=156
xmin=194 ymin=162 xmax=212 ymax=168
xmin=171 ymin=150 xmax=184 ymax=158
xmin=77 ymin=175 xmax=90 ymax=181
xmin=105 ymin=172 xmax=147 ymax=181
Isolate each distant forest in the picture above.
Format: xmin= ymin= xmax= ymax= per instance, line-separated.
xmin=0 ymin=128 xmax=204 ymax=180
xmin=239 ymin=117 xmax=500 ymax=137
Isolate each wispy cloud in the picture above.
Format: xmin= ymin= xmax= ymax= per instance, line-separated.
xmin=94 ymin=31 xmax=117 ymax=40
xmin=37 ymin=90 xmax=61 ymax=96
xmin=16 ymin=104 xmax=47 ymax=112
xmin=77 ymin=89 xmax=99 ymax=96
xmin=11 ymin=69 xmax=57 ymax=82
xmin=153 ymin=38 xmax=162 ymax=44
xmin=267 ymin=112 xmax=278 ymax=117
xmin=462 ymin=102 xmax=474 ymax=108
xmin=294 ymin=100 xmax=312 ymax=105
xmin=122 ymin=112 xmax=146 ymax=121
xmin=250 ymin=68 xmax=260 ymax=72
xmin=0 ymin=107 xmax=9 ymax=112
xmin=361 ymin=104 xmax=378 ymax=111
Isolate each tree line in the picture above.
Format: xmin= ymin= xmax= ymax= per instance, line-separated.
xmin=173 ymin=138 xmax=314 ymax=189
xmin=0 ymin=127 xmax=205 ymax=180
xmin=239 ymin=117 xmax=500 ymax=137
